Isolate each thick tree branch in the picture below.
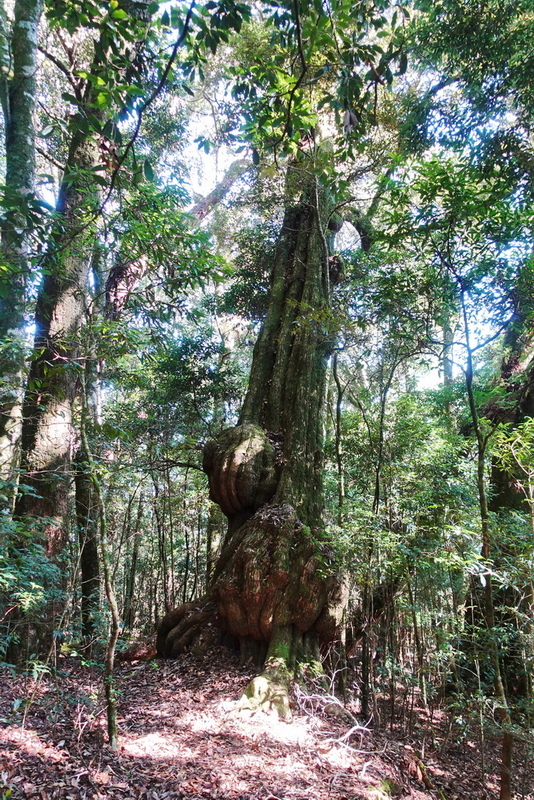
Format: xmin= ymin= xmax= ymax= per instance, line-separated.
xmin=190 ymin=158 xmax=251 ymax=220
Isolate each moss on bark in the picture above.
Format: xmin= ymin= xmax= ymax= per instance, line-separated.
xmin=157 ymin=157 xmax=346 ymax=713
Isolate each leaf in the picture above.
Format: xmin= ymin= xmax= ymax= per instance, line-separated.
xmin=102 ymin=120 xmax=114 ymax=138
xmin=252 ymin=148 xmax=260 ymax=166
xmin=39 ymin=125 xmax=55 ymax=138
xmin=61 ymin=92 xmax=78 ymax=106
xmin=143 ymin=160 xmax=155 ymax=182
xmin=170 ymin=5 xmax=182 ymax=28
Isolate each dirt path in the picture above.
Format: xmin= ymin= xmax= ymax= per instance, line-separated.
xmin=0 ymin=648 xmax=529 ymax=799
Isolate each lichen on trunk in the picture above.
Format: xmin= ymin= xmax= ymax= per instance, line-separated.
xmin=158 ymin=158 xmax=346 ymax=713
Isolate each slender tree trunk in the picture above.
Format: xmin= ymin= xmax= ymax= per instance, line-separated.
xmin=152 ymin=477 xmax=172 ymax=613
xmin=360 ymin=610 xmax=371 ymax=719
xmin=442 ymin=318 xmax=454 ymax=389
xmin=123 ymin=493 xmax=143 ymax=633
xmin=74 ymin=449 xmax=100 ymax=645
xmin=80 ymin=370 xmax=119 ymax=748
xmin=182 ymin=503 xmax=190 ymax=605
xmin=459 ymin=287 xmax=513 ymax=800
xmin=0 ymin=0 xmax=43 ymax=481
xmin=73 ymin=251 xmax=106 ymax=644
xmin=165 ymin=466 xmax=176 ymax=607
xmin=332 ymin=353 xmax=345 ymax=523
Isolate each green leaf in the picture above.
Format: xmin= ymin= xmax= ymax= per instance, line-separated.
xmin=61 ymin=92 xmax=78 ymax=106
xmin=170 ymin=5 xmax=182 ymax=28
xmin=39 ymin=125 xmax=55 ymax=138
xmin=143 ymin=160 xmax=156 ymax=182
xmin=102 ymin=119 xmax=114 ymax=138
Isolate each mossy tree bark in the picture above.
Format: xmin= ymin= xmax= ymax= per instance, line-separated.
xmin=15 ymin=0 xmax=152 ymax=556
xmin=0 ymin=0 xmax=43 ymax=482
xmin=14 ymin=125 xmax=102 ymax=555
xmin=10 ymin=2 xmax=151 ymax=661
xmin=6 ymin=125 xmax=102 ymax=662
xmin=158 ymin=158 xmax=346 ymax=713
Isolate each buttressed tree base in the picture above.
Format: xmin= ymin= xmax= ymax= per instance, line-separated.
xmin=157 ymin=159 xmax=346 ymax=714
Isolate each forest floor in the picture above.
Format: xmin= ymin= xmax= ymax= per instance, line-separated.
xmin=1 ymin=646 xmax=532 ymax=800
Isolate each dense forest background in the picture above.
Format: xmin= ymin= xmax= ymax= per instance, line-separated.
xmin=1 ymin=0 xmax=534 ymax=798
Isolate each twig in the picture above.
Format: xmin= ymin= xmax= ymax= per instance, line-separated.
xmin=38 ymin=45 xmax=74 ymax=84
xmin=102 ymin=1 xmax=197 ymax=208
xmin=270 ymin=0 xmax=308 ymax=149
xmin=415 ymin=755 xmax=448 ymax=800
xmin=359 ymin=760 xmax=374 ymax=777
xmin=0 ymin=605 xmax=17 ymax=623
xmin=293 ymin=682 xmax=360 ymax=726
xmin=36 ymin=146 xmax=65 ymax=172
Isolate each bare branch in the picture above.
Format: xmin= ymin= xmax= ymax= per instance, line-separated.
xmin=36 ymin=145 xmax=64 ymax=172
xmin=190 ymin=158 xmax=251 ymax=220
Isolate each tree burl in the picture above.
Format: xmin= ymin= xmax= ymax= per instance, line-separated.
xmin=157 ymin=159 xmax=346 ymax=715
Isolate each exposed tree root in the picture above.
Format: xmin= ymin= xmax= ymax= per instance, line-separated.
xmin=156 ymin=600 xmax=218 ymax=658
xmin=238 ymin=658 xmax=292 ymax=720
xmin=237 ymin=624 xmax=329 ymax=721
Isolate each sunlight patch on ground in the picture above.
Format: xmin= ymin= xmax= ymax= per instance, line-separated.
xmin=227 ymin=708 xmax=317 ymax=746
xmin=1 ymin=727 xmax=65 ymax=762
xmin=321 ymin=742 xmax=357 ymax=769
xmin=173 ymin=696 xmax=321 ymax=747
xmin=120 ymin=731 xmax=185 ymax=758
xmin=226 ymin=750 xmax=311 ymax=775
xmin=189 ymin=713 xmax=221 ymax=733
xmin=119 ymin=696 xmax=322 ymax=764
xmin=140 ymin=706 xmax=180 ymax=719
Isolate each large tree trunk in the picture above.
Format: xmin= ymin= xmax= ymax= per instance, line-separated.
xmin=157 ymin=159 xmax=346 ymax=713
xmin=10 ymin=2 xmax=151 ymax=662
xmin=5 ymin=124 xmax=101 ymax=662
xmin=15 ymin=0 xmax=152 ymax=554
xmin=15 ymin=124 xmax=101 ymax=554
